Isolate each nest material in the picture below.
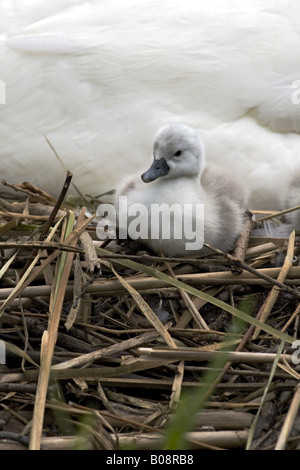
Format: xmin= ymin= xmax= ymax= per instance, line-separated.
xmin=0 ymin=178 xmax=299 ymax=451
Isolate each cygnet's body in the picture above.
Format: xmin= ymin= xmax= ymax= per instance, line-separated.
xmin=115 ymin=124 xmax=248 ymax=256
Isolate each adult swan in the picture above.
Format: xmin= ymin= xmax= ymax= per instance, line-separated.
xmin=1 ymin=0 xmax=300 ymax=211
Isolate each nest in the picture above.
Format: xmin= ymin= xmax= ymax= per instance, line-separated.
xmin=0 ymin=175 xmax=299 ymax=451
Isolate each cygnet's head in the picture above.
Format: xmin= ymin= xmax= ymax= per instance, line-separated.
xmin=141 ymin=124 xmax=205 ymax=183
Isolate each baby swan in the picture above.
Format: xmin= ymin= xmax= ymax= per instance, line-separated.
xmin=115 ymin=124 xmax=248 ymax=256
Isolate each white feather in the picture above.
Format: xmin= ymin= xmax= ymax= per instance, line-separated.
xmin=1 ymin=0 xmax=300 ymax=210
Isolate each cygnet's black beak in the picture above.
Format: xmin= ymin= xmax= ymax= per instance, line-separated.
xmin=141 ymin=158 xmax=169 ymax=183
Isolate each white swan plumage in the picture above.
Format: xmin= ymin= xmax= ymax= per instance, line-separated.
xmin=1 ymin=0 xmax=300 ymax=213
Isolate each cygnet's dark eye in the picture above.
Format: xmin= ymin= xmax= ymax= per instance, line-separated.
xmin=174 ymin=150 xmax=182 ymax=157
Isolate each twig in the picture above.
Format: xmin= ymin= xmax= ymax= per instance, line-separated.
xmin=0 ymin=241 xmax=83 ymax=253
xmin=137 ymin=348 xmax=295 ymax=364
xmin=204 ymin=243 xmax=300 ymax=298
xmin=19 ymin=171 xmax=73 ymax=278
xmin=79 ymin=231 xmax=101 ymax=273
xmin=0 ymin=432 xmax=31 ymax=449
xmin=252 ymin=231 xmax=295 ymax=339
xmin=275 ymin=384 xmax=300 ymax=449
xmin=231 ymin=211 xmax=253 ymax=275
xmin=106 ymin=260 xmax=177 ymax=349
xmin=51 ymin=330 xmax=161 ymax=370
xmin=1 ymin=266 xmax=300 ymax=302
xmin=0 ymin=210 xmax=57 ymax=221
xmin=0 ymin=215 xmax=93 ymax=316
xmin=164 ymin=259 xmax=209 ymax=330
xmin=114 ymin=430 xmax=248 ymax=449
xmin=0 ymin=197 xmax=65 ymax=216
xmin=257 ymin=204 xmax=300 ymax=222
xmin=281 ymin=302 xmax=300 ymax=333
xmin=169 ymin=360 xmax=185 ymax=409
xmin=95 ymin=252 xmax=213 ymax=266
xmin=29 ymin=209 xmax=84 ymax=450
xmin=44 ymin=135 xmax=89 ymax=203
xmin=38 ymin=171 xmax=73 ymax=239
xmin=1 ymin=179 xmax=57 ymax=206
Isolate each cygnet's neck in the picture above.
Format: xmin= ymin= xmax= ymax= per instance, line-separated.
xmin=148 ymin=173 xmax=206 ymax=204
xmin=154 ymin=173 xmax=201 ymax=187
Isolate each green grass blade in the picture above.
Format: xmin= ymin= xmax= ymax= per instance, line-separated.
xmin=163 ymin=347 xmax=232 ymax=449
